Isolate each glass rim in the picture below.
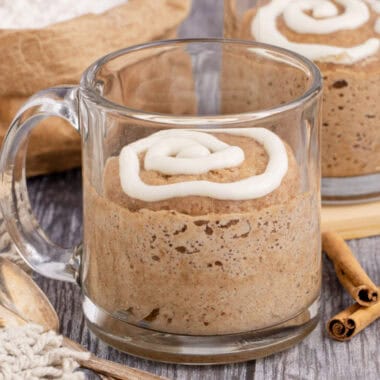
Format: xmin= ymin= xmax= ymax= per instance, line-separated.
xmin=81 ymin=38 xmax=322 ymax=126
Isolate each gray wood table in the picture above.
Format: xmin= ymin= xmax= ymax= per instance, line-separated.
xmin=23 ymin=1 xmax=380 ymax=379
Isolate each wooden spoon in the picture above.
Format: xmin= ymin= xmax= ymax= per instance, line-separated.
xmin=0 ymin=257 xmax=166 ymax=380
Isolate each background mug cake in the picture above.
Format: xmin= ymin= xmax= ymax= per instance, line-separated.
xmin=0 ymin=40 xmax=322 ymax=363
xmin=225 ymin=0 xmax=380 ymax=202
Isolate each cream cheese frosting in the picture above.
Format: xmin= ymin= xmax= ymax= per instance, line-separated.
xmin=251 ymin=0 xmax=380 ymax=64
xmin=311 ymin=1 xmax=339 ymax=18
xmin=119 ymin=129 xmax=289 ymax=202
xmin=367 ymin=0 xmax=380 ymax=13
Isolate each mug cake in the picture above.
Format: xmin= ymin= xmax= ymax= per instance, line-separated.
xmin=226 ymin=0 xmax=380 ymax=181
xmin=83 ymin=128 xmax=320 ymax=335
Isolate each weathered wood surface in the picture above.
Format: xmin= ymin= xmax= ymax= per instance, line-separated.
xmin=22 ymin=1 xmax=380 ymax=379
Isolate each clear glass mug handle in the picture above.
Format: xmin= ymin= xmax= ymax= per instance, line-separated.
xmin=0 ymin=86 xmax=80 ymax=283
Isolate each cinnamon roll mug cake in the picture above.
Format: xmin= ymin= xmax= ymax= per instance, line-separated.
xmin=226 ymin=0 xmax=380 ymax=201
xmin=84 ymin=128 xmax=321 ymax=336
xmin=0 ymin=40 xmax=322 ymax=362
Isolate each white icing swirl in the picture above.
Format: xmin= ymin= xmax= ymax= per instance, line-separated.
xmin=284 ymin=0 xmax=369 ymax=34
xmin=251 ymin=0 xmax=380 ymax=64
xmin=144 ymin=133 xmax=245 ymax=175
xmin=367 ymin=0 xmax=380 ymax=13
xmin=367 ymin=0 xmax=380 ymax=33
xmin=119 ymin=129 xmax=289 ymax=202
xmin=312 ymin=1 xmax=339 ymax=18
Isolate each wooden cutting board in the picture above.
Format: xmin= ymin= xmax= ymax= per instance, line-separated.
xmin=322 ymin=201 xmax=380 ymax=239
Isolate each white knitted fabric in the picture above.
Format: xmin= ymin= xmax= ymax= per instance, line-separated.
xmin=0 ymin=324 xmax=90 ymax=379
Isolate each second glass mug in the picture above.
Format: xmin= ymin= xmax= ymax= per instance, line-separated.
xmin=0 ymin=39 xmax=322 ymax=364
xmin=225 ymin=0 xmax=380 ymax=203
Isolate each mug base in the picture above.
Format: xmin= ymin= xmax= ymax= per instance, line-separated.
xmin=83 ymin=296 xmax=320 ymax=364
xmin=322 ymin=173 xmax=380 ymax=205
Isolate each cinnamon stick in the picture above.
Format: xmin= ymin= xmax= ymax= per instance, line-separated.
xmin=322 ymin=231 xmax=378 ymax=306
xmin=327 ymin=300 xmax=380 ymax=341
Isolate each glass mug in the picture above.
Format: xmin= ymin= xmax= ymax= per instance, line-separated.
xmin=0 ymin=39 xmax=322 ymax=364
xmin=224 ymin=0 xmax=380 ymax=203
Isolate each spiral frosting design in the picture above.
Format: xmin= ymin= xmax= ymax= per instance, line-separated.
xmin=251 ymin=0 xmax=380 ymax=64
xmin=119 ymin=129 xmax=289 ymax=202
